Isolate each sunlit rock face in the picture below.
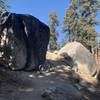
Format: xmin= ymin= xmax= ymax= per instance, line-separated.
xmin=57 ymin=42 xmax=99 ymax=78
xmin=0 ymin=12 xmax=50 ymax=71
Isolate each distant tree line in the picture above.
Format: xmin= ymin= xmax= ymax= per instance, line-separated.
xmin=0 ymin=0 xmax=100 ymax=52
xmin=49 ymin=0 xmax=100 ymax=51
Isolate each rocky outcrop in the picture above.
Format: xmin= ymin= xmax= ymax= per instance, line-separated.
xmin=57 ymin=42 xmax=99 ymax=78
xmin=0 ymin=12 xmax=50 ymax=71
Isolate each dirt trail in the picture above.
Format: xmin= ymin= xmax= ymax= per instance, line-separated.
xmin=0 ymin=64 xmax=100 ymax=100
xmin=0 ymin=65 xmax=73 ymax=100
xmin=0 ymin=51 xmax=100 ymax=100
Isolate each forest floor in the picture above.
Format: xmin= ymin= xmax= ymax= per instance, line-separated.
xmin=0 ymin=52 xmax=100 ymax=100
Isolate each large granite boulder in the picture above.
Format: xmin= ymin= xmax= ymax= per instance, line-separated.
xmin=0 ymin=12 xmax=50 ymax=71
xmin=57 ymin=42 xmax=99 ymax=78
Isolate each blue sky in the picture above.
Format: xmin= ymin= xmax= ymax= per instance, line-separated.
xmin=8 ymin=0 xmax=100 ymax=43
xmin=8 ymin=0 xmax=70 ymax=43
xmin=8 ymin=0 xmax=69 ymax=24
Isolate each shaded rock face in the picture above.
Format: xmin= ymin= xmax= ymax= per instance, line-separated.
xmin=0 ymin=12 xmax=50 ymax=71
xmin=58 ymin=42 xmax=99 ymax=78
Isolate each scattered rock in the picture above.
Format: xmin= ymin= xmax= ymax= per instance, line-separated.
xmin=79 ymin=80 xmax=90 ymax=87
xmin=74 ymin=83 xmax=84 ymax=90
xmin=87 ymin=85 xmax=96 ymax=92
xmin=72 ymin=73 xmax=80 ymax=83
xmin=41 ymin=84 xmax=84 ymax=100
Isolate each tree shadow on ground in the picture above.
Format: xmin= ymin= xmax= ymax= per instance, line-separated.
xmin=0 ymin=58 xmax=100 ymax=100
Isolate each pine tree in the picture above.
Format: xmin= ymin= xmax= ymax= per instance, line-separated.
xmin=63 ymin=0 xmax=100 ymax=48
xmin=0 ymin=0 xmax=11 ymax=67
xmin=0 ymin=0 xmax=8 ymax=13
xmin=49 ymin=11 xmax=59 ymax=51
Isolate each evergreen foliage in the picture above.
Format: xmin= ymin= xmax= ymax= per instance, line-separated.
xmin=63 ymin=0 xmax=100 ymax=47
xmin=49 ymin=11 xmax=59 ymax=51
xmin=0 ymin=0 xmax=8 ymax=13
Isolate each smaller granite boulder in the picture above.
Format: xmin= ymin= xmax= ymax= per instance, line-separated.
xmin=57 ymin=42 xmax=99 ymax=78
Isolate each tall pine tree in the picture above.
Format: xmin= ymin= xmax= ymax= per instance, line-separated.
xmin=0 ymin=0 xmax=8 ymax=13
xmin=63 ymin=0 xmax=100 ymax=48
xmin=0 ymin=0 xmax=11 ymax=67
xmin=49 ymin=11 xmax=59 ymax=51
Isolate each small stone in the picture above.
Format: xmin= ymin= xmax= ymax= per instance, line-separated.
xmin=79 ymin=80 xmax=89 ymax=87
xmin=72 ymin=73 xmax=80 ymax=83
xmin=41 ymin=89 xmax=52 ymax=98
xmin=74 ymin=84 xmax=83 ymax=90
xmin=87 ymin=85 xmax=96 ymax=92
